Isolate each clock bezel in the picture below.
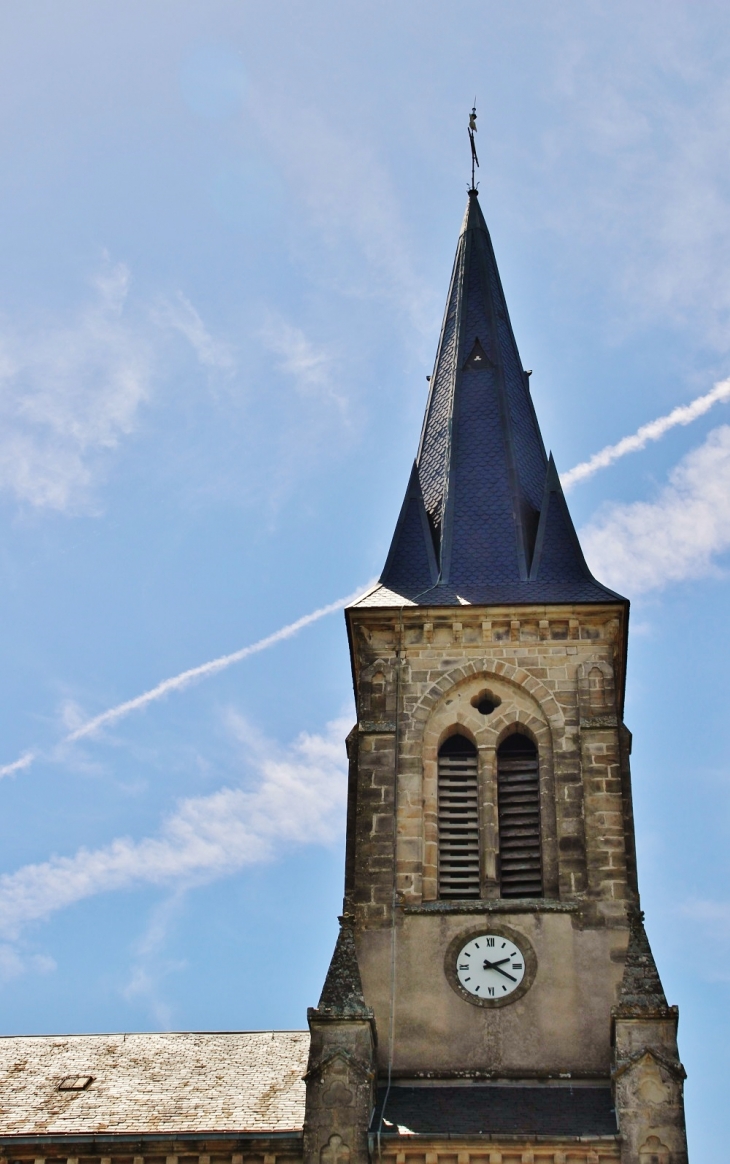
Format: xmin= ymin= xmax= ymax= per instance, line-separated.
xmin=444 ymin=923 xmax=537 ymax=1008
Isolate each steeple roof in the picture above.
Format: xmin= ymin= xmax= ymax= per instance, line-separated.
xmin=357 ymin=190 xmax=624 ymax=609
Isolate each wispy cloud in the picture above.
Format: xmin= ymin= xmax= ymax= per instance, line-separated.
xmin=0 ymin=263 xmax=233 ymax=514
xmin=0 ymin=580 xmax=374 ymax=779
xmin=260 ymin=316 xmax=340 ymax=403
xmin=581 ymin=424 xmax=730 ymax=594
xmin=254 ymin=313 xmax=359 ymax=504
xmin=678 ymin=898 xmax=730 ymax=981
xmin=681 ymin=898 xmax=730 ymax=936
xmin=537 ymin=8 xmax=730 ymax=351
xmin=152 ymin=292 xmax=235 ymax=371
xmin=0 ymin=944 xmax=56 ymax=983
xmin=0 ymin=262 xmax=150 ymax=511
xmin=0 ymin=714 xmax=350 ymax=940
xmin=562 ymin=377 xmax=730 ymax=490
xmin=249 ymin=98 xmax=436 ymax=340
xmin=123 ymin=891 xmax=188 ymax=1028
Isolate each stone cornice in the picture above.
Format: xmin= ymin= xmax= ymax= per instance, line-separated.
xmin=403 ymin=899 xmax=579 ymax=915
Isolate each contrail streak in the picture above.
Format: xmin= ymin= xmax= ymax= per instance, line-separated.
xmin=3 ymin=379 xmax=726 ymax=779
xmin=561 ymin=377 xmax=730 ymax=491
xmin=0 ymin=580 xmax=375 ymax=778
xmin=0 ymin=752 xmax=37 ymax=778
xmin=4 ymin=379 xmax=728 ymax=778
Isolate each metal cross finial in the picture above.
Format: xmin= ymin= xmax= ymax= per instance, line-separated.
xmin=468 ymin=102 xmax=479 ymax=191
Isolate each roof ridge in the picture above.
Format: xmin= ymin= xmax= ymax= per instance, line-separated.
xmin=0 ymin=1029 xmax=310 ymax=1040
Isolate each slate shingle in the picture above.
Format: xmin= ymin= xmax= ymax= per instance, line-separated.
xmin=377 ymin=191 xmax=626 ymax=610
xmin=372 ymin=1084 xmax=618 ymax=1138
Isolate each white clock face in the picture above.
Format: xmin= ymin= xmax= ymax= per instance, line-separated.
xmin=456 ymin=934 xmax=526 ymax=1000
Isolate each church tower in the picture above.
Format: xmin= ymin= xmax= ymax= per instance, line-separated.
xmin=304 ymin=187 xmax=689 ymax=1163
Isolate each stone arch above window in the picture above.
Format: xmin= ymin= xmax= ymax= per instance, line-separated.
xmin=406 ymin=672 xmax=559 ymax=904
xmin=413 ymin=659 xmax=564 ymax=732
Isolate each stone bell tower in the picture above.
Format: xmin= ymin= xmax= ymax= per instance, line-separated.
xmin=303 ymin=187 xmax=689 ymax=1163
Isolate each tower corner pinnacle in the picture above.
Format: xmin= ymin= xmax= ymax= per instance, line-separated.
xmin=310 ymin=915 xmax=374 ymax=1022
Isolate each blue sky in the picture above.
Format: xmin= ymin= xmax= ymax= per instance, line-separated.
xmin=0 ymin=1 xmax=728 ymax=1154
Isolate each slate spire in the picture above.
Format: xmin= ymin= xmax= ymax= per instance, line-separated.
xmin=376 ymin=189 xmax=624 ymax=607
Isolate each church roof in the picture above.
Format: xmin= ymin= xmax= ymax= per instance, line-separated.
xmin=360 ymin=190 xmax=625 ymax=610
xmin=0 ymin=1031 xmax=308 ymax=1137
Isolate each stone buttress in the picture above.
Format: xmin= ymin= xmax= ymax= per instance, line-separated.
xmin=612 ymin=911 xmax=688 ymax=1164
xmin=304 ymin=917 xmax=376 ymax=1164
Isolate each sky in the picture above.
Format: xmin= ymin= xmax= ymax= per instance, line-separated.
xmin=0 ymin=0 xmax=728 ymax=1154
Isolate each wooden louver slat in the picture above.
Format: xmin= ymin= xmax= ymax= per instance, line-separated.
xmin=497 ymin=734 xmax=543 ymax=898
xmin=438 ymin=737 xmax=480 ymax=899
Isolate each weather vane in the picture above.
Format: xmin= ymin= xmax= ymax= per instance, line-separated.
xmin=468 ymin=102 xmax=479 ymax=191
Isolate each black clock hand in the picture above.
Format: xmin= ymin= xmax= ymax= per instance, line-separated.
xmin=482 ymin=959 xmax=517 ymax=983
xmin=482 ymin=957 xmax=511 ymax=968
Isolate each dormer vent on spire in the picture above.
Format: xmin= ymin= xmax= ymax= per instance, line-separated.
xmin=366 ymin=190 xmax=624 ymax=609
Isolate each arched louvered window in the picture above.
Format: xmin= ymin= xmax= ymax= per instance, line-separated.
xmin=497 ymin=733 xmax=543 ymax=898
xmin=438 ymin=734 xmax=480 ymax=899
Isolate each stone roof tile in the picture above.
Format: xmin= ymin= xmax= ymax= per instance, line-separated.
xmin=0 ymin=1031 xmax=309 ymax=1136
